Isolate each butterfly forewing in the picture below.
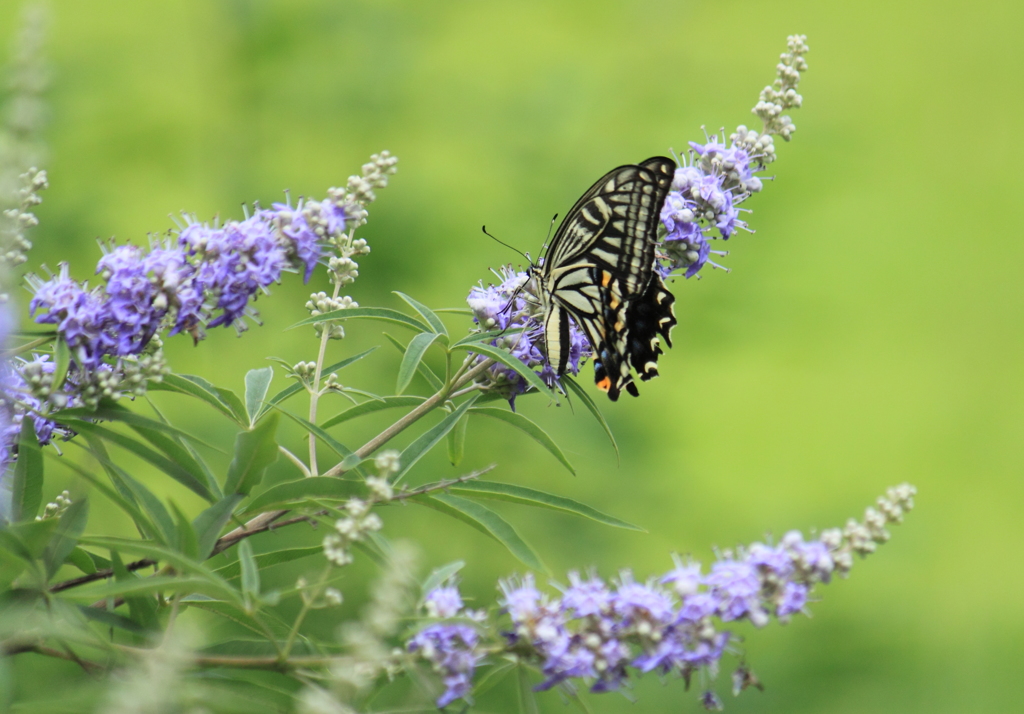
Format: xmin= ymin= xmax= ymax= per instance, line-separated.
xmin=538 ymin=156 xmax=677 ymax=400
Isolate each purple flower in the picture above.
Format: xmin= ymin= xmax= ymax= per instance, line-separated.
xmin=408 ymin=623 xmax=481 ymax=708
xmin=425 ymin=585 xmax=464 ymax=618
xmin=612 ymin=571 xmax=674 ymax=627
xmin=466 ymin=265 xmax=592 ymax=408
xmin=747 ymin=542 xmax=794 ymax=579
xmin=560 ymin=571 xmax=612 ymax=619
xmin=776 ymin=582 xmax=808 ymax=616
xmin=782 ymin=530 xmax=835 ymax=583
xmin=662 ymin=557 xmax=702 ymax=597
xmin=704 ymin=560 xmax=764 ymax=624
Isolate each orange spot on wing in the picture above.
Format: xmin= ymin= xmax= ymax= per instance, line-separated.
xmin=596 ymin=376 xmax=612 ymax=392
xmin=601 ymin=271 xmax=612 ymax=287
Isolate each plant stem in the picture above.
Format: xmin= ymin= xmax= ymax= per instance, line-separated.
xmin=308 ymin=280 xmax=343 ymax=476
xmin=281 ymin=566 xmax=330 ymax=660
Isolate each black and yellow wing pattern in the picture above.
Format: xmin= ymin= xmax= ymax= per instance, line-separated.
xmin=536 ymin=157 xmax=677 ymax=400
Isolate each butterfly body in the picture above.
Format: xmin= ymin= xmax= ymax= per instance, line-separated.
xmin=533 ymin=157 xmax=677 ymax=400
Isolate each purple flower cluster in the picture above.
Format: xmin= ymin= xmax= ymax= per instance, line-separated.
xmin=1 ymin=194 xmax=349 ymax=473
xmin=408 ymin=586 xmax=485 ymax=708
xmin=466 ymin=265 xmax=591 ymax=407
xmin=658 ymin=136 xmax=767 ymax=279
xmin=405 ymin=483 xmax=915 ymax=710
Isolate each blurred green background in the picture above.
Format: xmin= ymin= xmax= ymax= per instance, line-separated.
xmin=3 ymin=0 xmax=1023 ymax=712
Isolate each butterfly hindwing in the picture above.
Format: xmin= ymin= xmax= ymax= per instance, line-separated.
xmin=538 ymin=156 xmax=677 ymax=400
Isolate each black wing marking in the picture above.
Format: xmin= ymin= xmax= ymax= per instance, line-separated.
xmin=538 ymin=157 xmax=677 ymax=400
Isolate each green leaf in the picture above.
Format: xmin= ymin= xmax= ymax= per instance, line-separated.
xmin=10 ymin=418 xmax=43 ymax=521
xmin=241 ymin=477 xmax=352 ymax=516
xmin=446 ymin=413 xmax=468 ymax=466
xmin=470 ymin=407 xmax=574 ymax=475
xmin=65 ymin=546 xmax=97 ymax=575
xmin=170 ymin=502 xmax=200 ymax=560
xmin=394 ymin=292 xmax=448 ymax=337
xmin=288 ymin=306 xmax=430 ymax=333
xmin=275 ymin=408 xmax=359 ymax=463
xmin=193 ymin=494 xmax=243 ymax=560
xmin=7 ymin=518 xmax=57 ymax=558
xmin=455 ymin=342 xmax=556 ymax=400
xmin=147 ymin=373 xmax=246 ymax=425
xmin=397 ymin=332 xmax=441 ymax=395
xmin=414 ymin=492 xmax=544 ymax=571
xmin=81 ymin=536 xmax=244 ymax=606
xmin=395 ymin=395 xmax=479 ymax=483
xmin=259 ymin=347 xmax=379 ymax=420
xmin=212 ymin=545 xmax=322 ymax=580
xmin=433 ymin=307 xmax=475 ymax=315
xmin=562 ymin=376 xmax=619 ymax=461
xmin=451 ymin=327 xmax=525 ymax=348
xmin=244 ymin=367 xmax=274 ymax=426
xmin=448 ymin=480 xmax=642 ymax=531
xmin=53 ymin=417 xmax=215 ymax=501
xmin=321 ymin=395 xmax=426 ymax=429
xmin=223 ymin=413 xmax=280 ymax=496
xmin=384 ymin=332 xmax=444 ymax=391
xmin=237 ymin=540 xmax=260 ymax=599
xmin=46 ymin=448 xmax=158 ymax=540
xmin=44 ymin=498 xmax=90 ymax=578
xmin=421 ymin=560 xmax=465 ymax=597
xmin=130 ymin=422 xmax=223 ymax=501
xmin=78 ymin=605 xmax=147 ymax=634
xmin=112 ymin=467 xmax=176 ymax=545
xmin=63 ymin=574 xmax=229 ymax=604
xmin=52 ymin=336 xmax=71 ymax=391
xmin=110 ymin=551 xmax=159 ymax=630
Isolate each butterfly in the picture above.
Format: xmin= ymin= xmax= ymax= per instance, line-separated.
xmin=533 ymin=157 xmax=678 ymax=400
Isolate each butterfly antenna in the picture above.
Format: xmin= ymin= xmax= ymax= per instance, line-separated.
xmin=539 ymin=213 xmax=558 ymax=258
xmin=482 ymin=226 xmax=531 ymax=264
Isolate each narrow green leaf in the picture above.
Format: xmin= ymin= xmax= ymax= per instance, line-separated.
xmin=170 ymin=502 xmax=200 ymax=560
xmin=237 ymin=540 xmax=260 ymax=598
xmin=451 ymin=327 xmax=525 ymax=348
xmin=113 ymin=467 xmax=176 ymax=545
xmin=421 ymin=560 xmax=465 ymax=597
xmin=62 ymin=574 xmax=228 ymax=604
xmin=223 ymin=413 xmax=280 ymax=496
xmin=397 ymin=332 xmax=441 ymax=395
xmin=415 ymin=492 xmax=544 ymax=571
xmin=193 ymin=494 xmax=243 ymax=560
xmin=321 ymin=395 xmax=426 ymax=429
xmin=448 ymin=480 xmax=642 ymax=531
xmin=65 ymin=547 xmax=97 ymax=575
xmin=288 ymin=306 xmax=429 ymax=333
xmin=212 ymin=545 xmax=322 ymax=580
xmin=395 ymin=395 xmax=479 ymax=483
xmin=518 ymin=665 xmax=542 ymax=714
xmin=433 ymin=307 xmax=474 ymax=315
xmin=259 ymin=347 xmax=379 ymax=419
xmin=47 ymin=448 xmax=158 ymax=540
xmin=2 ymin=334 xmax=54 ymax=358
xmin=82 ymin=536 xmax=244 ymax=606
xmin=446 ymin=413 xmax=468 ymax=466
xmin=394 ymin=292 xmax=448 ymax=337
xmin=53 ymin=417 xmax=215 ymax=501
xmin=11 ymin=418 xmax=43 ymax=521
xmin=78 ymin=605 xmax=147 ymax=634
xmin=384 ymin=332 xmax=444 ymax=391
xmin=215 ymin=385 xmax=249 ymax=425
xmin=110 ymin=551 xmax=159 ymax=630
xmin=470 ymin=407 xmax=574 ymax=475
xmin=455 ymin=342 xmax=556 ymax=400
xmin=7 ymin=518 xmax=57 ymax=558
xmin=44 ymin=498 xmax=90 ymax=578
xmin=563 ymin=375 xmax=619 ymax=461
xmin=240 ymin=477 xmax=352 ymax=516
xmin=129 ymin=422 xmax=223 ymax=501
xmin=244 ymin=367 xmax=274 ymax=426
xmin=147 ymin=373 xmax=245 ymax=425
xmin=274 ymin=409 xmax=366 ymax=478
xmin=51 ymin=336 xmax=71 ymax=391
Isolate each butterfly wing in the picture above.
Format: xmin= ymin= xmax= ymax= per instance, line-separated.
xmin=540 ymin=156 xmax=677 ymax=400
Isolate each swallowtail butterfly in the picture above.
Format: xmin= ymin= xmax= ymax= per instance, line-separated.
xmin=533 ymin=157 xmax=677 ymax=400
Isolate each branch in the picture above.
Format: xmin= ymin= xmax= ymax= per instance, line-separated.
xmin=49 ymin=558 xmax=156 ymax=593
xmin=1 ymin=640 xmax=105 ymax=674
